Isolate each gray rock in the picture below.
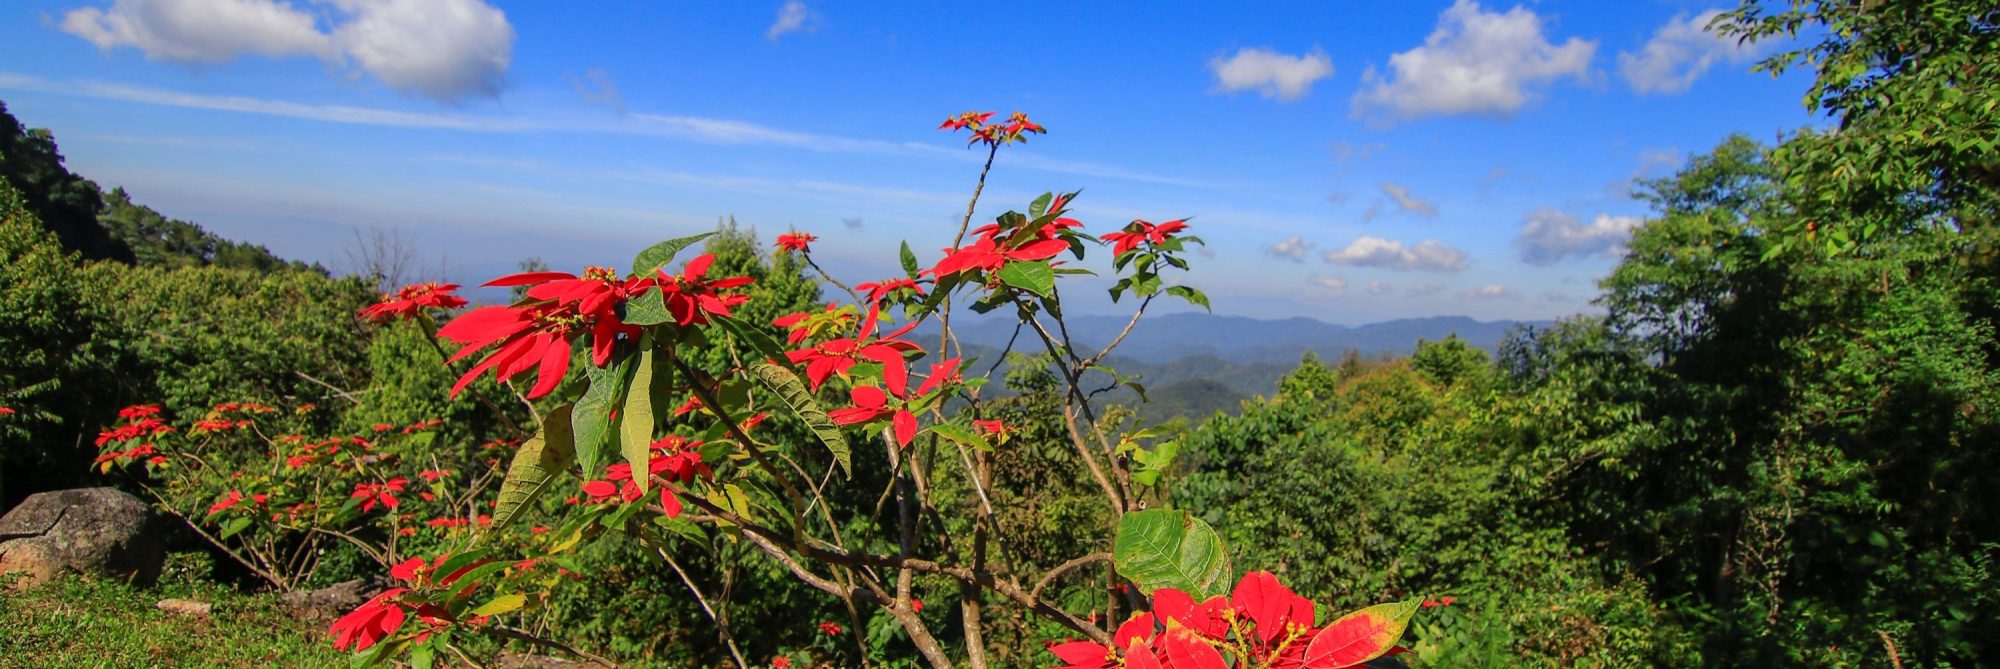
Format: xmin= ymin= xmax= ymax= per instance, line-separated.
xmin=281 ymin=576 xmax=394 ymax=611
xmin=0 ymin=487 xmax=166 ymax=588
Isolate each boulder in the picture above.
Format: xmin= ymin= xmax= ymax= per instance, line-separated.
xmin=281 ymin=576 xmax=394 ymax=612
xmin=0 ymin=487 xmax=166 ymax=588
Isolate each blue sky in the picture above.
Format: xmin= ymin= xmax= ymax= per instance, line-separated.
xmin=0 ymin=0 xmax=1814 ymax=323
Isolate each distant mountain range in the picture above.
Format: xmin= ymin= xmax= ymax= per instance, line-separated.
xmin=932 ymin=313 xmax=1547 ymax=365
xmin=924 ymin=313 xmax=1552 ymax=422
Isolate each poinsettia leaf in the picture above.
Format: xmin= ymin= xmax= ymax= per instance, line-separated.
xmin=900 ymin=241 xmax=921 ymax=278
xmin=715 ymin=315 xmax=797 ymax=372
xmin=619 ymin=343 xmax=660 ymax=494
xmin=1029 ymin=192 xmax=1054 ymax=219
xmin=219 ymin=516 xmax=251 ymax=539
xmin=929 ymin=422 xmax=987 ymax=451
xmin=750 ymin=362 xmax=851 ymax=478
xmin=1301 ymin=600 xmax=1422 ymax=668
xmin=631 ymin=231 xmax=716 ymax=276
xmin=487 ymin=405 xmax=575 ymax=536
xmin=1167 ymin=285 xmax=1211 ymax=312
xmin=998 ymin=261 xmax=1055 ymax=298
xmin=622 ymin=287 xmax=673 ymax=326
xmin=574 ymin=355 xmax=635 ymax=476
xmin=1113 ymin=508 xmax=1231 ymax=598
xmin=470 ymin=593 xmax=527 ymax=617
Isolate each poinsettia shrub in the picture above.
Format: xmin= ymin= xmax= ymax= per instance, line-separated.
xmin=292 ymin=111 xmax=1433 ymax=668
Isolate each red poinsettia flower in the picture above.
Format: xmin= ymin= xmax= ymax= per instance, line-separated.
xmin=651 ymin=253 xmax=756 ymax=327
xmin=818 ymin=621 xmax=844 ymax=636
xmin=580 ymin=437 xmax=708 ymax=517
xmin=1100 ymin=219 xmax=1190 ymax=257
xmin=855 ymin=277 xmax=925 ymax=304
xmin=0 ymin=407 xmax=15 ymax=416
xmin=938 ymin=111 xmax=995 ymax=131
xmin=775 ymin=232 xmax=816 ymax=253
xmin=785 ymin=312 xmax=922 ymax=391
xmin=207 ymin=490 xmax=246 ymax=516
xmin=358 ymin=282 xmax=468 ymax=324
xmin=437 ymin=265 xmax=654 ymax=399
xmin=351 ymin=478 xmax=409 ymax=513
xmin=329 ymin=588 xmax=409 ymax=652
xmin=772 ymin=304 xmax=858 ymax=345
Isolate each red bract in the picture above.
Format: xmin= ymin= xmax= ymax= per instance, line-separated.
xmin=351 ymin=478 xmax=409 ymax=513
xmin=855 ymin=277 xmax=925 ymax=304
xmin=775 ymin=232 xmax=816 ymax=253
xmin=818 ymin=621 xmax=844 ymax=636
xmin=207 ymin=490 xmax=246 ymax=516
xmin=359 ymin=282 xmax=467 ymax=323
xmin=785 ymin=314 xmax=922 ymax=391
xmin=652 ymin=253 xmax=755 ymax=327
xmin=118 ymin=404 xmax=161 ymax=420
xmin=772 ymin=304 xmax=858 ymax=345
xmin=438 ymin=266 xmax=648 ymax=399
xmin=0 ymin=407 xmax=14 ymax=416
xmin=1045 ymin=571 xmax=1413 ymax=669
xmin=1100 ymin=219 xmax=1190 ymax=257
xmin=330 ymin=588 xmax=409 ymax=652
xmin=939 ymin=110 xmax=1046 ymax=147
xmin=580 ymin=437 xmax=708 ymax=517
xmin=827 ymin=385 xmax=918 ymax=447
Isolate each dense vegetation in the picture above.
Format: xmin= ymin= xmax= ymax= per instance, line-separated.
xmin=1 ymin=1 xmax=1995 ymax=666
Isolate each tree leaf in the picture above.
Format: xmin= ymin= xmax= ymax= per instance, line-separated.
xmin=900 ymin=241 xmax=921 ymax=278
xmin=574 ymin=356 xmax=635 ymax=476
xmin=749 ymin=362 xmax=851 ymax=478
xmin=1301 ymin=600 xmax=1421 ymax=668
xmin=997 ymin=260 xmax=1055 ymax=298
xmin=219 ymin=516 xmax=251 ymax=539
xmin=470 ymin=593 xmax=528 ymax=617
xmin=620 ymin=343 xmax=659 ymax=493
xmin=486 ymin=404 xmax=574 ymax=535
xmin=631 ymin=232 xmax=716 ymax=276
xmin=622 ymin=287 xmax=673 ymax=326
xmin=1113 ymin=508 xmax=1231 ymax=598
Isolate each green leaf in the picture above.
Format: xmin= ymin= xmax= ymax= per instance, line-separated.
xmin=715 ymin=315 xmax=797 ymax=372
xmin=622 ymin=287 xmax=673 ymax=326
xmin=1166 ymin=285 xmax=1211 ymax=312
xmin=574 ymin=356 xmax=636 ymax=475
xmin=1029 ymin=192 xmax=1054 ymax=219
xmin=409 ymin=642 xmax=435 ymax=669
xmin=900 ymin=241 xmax=921 ymax=278
xmin=488 ymin=405 xmax=576 ymax=534
xmin=750 ymin=363 xmax=851 ymax=477
xmin=631 ymin=232 xmax=716 ymax=276
xmin=219 ymin=516 xmax=252 ymax=539
xmin=929 ymin=422 xmax=986 ymax=451
xmin=1130 ymin=440 xmax=1180 ymax=487
xmin=470 ymin=593 xmax=528 ymax=617
xmin=1113 ymin=508 xmax=1231 ymax=598
xmin=620 ymin=343 xmax=660 ymax=493
xmin=997 ymin=261 xmax=1055 ymax=298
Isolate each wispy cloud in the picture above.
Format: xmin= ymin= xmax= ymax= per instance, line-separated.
xmin=0 ymin=72 xmax=1208 ymax=187
xmin=1619 ymin=9 xmax=1766 ymax=95
xmin=766 ymin=1 xmax=818 ymax=41
xmin=1379 ymin=182 xmax=1439 ymax=218
xmin=1263 ymin=235 xmax=1316 ymax=262
xmin=1323 ymin=236 xmax=1468 ymax=272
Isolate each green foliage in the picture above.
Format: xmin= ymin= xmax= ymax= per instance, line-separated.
xmin=98 ymin=187 xmax=300 ymax=272
xmin=0 ymin=179 xmax=108 ymax=504
xmin=0 ymin=573 xmax=347 ymax=668
xmin=0 ymin=101 xmax=128 ymax=262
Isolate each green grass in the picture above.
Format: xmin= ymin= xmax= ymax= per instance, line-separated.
xmin=0 ymin=560 xmax=347 ymax=668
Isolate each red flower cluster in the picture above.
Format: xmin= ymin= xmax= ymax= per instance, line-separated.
xmin=1100 ymin=219 xmax=1190 ymax=257
xmin=206 ymin=490 xmax=268 ymax=516
xmin=856 ymin=277 xmax=924 ymax=304
xmin=352 ymin=478 xmax=409 ymax=512
xmin=579 ymin=437 xmax=709 ymax=517
xmin=96 ymin=407 xmax=174 ymax=447
xmin=775 ymin=232 xmax=816 ymax=253
xmin=360 ymin=282 xmax=468 ymax=324
xmin=1048 ymin=571 xmax=1411 ymax=669
xmin=818 ymin=621 xmax=844 ymax=636
xmin=189 ymin=417 xmax=252 ymax=434
xmin=930 ymin=196 xmax=1081 ymax=280
xmin=772 ymin=304 xmax=859 ymax=346
xmin=828 ymin=357 xmax=961 ymax=447
xmin=786 ymin=315 xmax=922 ymax=391
xmin=939 ymin=110 xmax=1046 ymax=147
xmin=438 ymin=256 xmax=752 ymax=399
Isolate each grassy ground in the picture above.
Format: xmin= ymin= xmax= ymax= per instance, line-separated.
xmin=0 ymin=567 xmax=346 ymax=668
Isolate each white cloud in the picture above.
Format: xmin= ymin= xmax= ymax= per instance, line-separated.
xmin=1513 ymin=208 xmax=1643 ymax=265
xmin=1367 ymin=281 xmax=1391 ymax=295
xmin=1209 ymin=47 xmax=1333 ymax=102
xmin=766 ymin=1 xmax=817 ymax=41
xmin=1309 ymin=274 xmax=1348 ymax=295
xmin=331 ymin=0 xmax=514 ymax=101
xmin=1618 ymin=9 xmax=1763 ymax=95
xmin=1462 ymin=284 xmax=1517 ymax=300
xmin=1351 ymin=0 xmax=1595 ymax=124
xmin=1379 ymin=182 xmax=1439 ymax=217
xmin=1322 ymin=236 xmax=1469 ymax=272
xmin=1407 ymin=283 xmax=1445 ymax=297
xmin=60 ymin=0 xmax=514 ymax=102
xmin=572 ymin=68 xmax=623 ymax=112
xmin=1264 ymin=235 xmax=1315 ymax=262
xmin=61 ymin=0 xmax=335 ymax=62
